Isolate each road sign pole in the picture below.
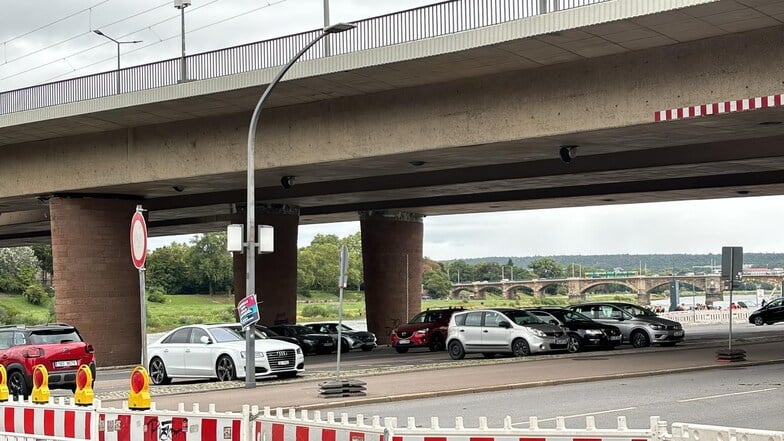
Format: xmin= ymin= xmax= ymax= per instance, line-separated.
xmin=130 ymin=206 xmax=149 ymax=368
xmin=139 ymin=267 xmax=147 ymax=367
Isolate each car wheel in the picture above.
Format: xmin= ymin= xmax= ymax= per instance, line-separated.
xmin=511 ymin=338 xmax=530 ymax=357
xmin=276 ymin=371 xmax=298 ymax=379
xmin=340 ymin=339 xmax=351 ymax=353
xmin=630 ymin=330 xmax=651 ymax=348
xmin=361 ymin=346 xmax=373 ymax=352
xmin=753 ymin=316 xmax=765 ymax=326
xmin=8 ymin=370 xmax=28 ymax=398
xmin=149 ymin=357 xmax=172 ymax=385
xmin=448 ymin=340 xmax=465 ymax=360
xmin=428 ymin=334 xmax=445 ymax=352
xmin=566 ymin=335 xmax=581 ymax=353
xmin=395 ymin=347 xmax=409 ymax=354
xmin=216 ymin=355 xmax=236 ymax=382
xmin=481 ymin=352 xmax=495 ymax=359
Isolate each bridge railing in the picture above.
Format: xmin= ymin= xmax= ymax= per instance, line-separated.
xmin=660 ymin=309 xmax=752 ymax=324
xmin=0 ymin=0 xmax=610 ymax=115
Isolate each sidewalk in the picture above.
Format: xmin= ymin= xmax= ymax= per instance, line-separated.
xmin=101 ymin=337 xmax=784 ymax=413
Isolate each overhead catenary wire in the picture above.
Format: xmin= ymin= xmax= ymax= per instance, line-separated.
xmin=0 ymin=0 xmax=287 ymax=87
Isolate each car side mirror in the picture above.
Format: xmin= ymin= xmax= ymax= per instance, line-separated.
xmin=200 ymin=335 xmax=212 ymax=344
xmin=499 ymin=321 xmax=511 ymax=328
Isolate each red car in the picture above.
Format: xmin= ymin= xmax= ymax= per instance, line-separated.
xmin=391 ymin=307 xmax=465 ymax=353
xmin=0 ymin=324 xmax=96 ymax=397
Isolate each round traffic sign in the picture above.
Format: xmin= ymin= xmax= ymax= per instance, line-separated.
xmin=130 ymin=211 xmax=148 ymax=269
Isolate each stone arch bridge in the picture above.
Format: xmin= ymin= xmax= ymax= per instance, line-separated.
xmin=451 ymin=275 xmax=784 ymax=305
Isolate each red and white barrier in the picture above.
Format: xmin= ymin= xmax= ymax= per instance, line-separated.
xmin=384 ymin=415 xmax=662 ymax=441
xmin=2 ymin=398 xmax=784 ymax=441
xmin=0 ymin=397 xmax=94 ymax=440
xmin=252 ymin=407 xmax=387 ymax=441
xmin=97 ymin=403 xmax=246 ymax=441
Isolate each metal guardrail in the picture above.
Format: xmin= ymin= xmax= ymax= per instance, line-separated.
xmin=0 ymin=0 xmax=609 ymax=115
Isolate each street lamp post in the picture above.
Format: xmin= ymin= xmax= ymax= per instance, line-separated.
xmin=243 ymin=22 xmax=355 ymax=389
xmin=93 ymin=30 xmax=142 ymax=94
xmin=174 ymin=0 xmax=191 ymax=82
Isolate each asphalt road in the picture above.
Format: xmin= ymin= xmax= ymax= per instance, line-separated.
xmin=321 ymin=363 xmax=784 ymax=431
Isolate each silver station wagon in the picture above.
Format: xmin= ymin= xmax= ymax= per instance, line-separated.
xmin=446 ymin=308 xmax=568 ymax=360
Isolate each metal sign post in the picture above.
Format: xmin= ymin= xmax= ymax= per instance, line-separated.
xmin=336 ymin=245 xmax=349 ymax=379
xmin=717 ymin=246 xmax=746 ymax=362
xmin=130 ymin=206 xmax=148 ymax=367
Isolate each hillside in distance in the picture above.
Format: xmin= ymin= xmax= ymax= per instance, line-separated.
xmin=452 ymin=253 xmax=784 ymax=274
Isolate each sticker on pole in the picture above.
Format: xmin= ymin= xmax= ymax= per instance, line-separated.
xmin=237 ymin=295 xmax=260 ymax=328
xmin=130 ymin=211 xmax=148 ymax=269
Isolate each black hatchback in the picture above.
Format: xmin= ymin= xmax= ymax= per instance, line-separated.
xmin=527 ymin=307 xmax=622 ymax=352
xmin=749 ymin=298 xmax=784 ymax=326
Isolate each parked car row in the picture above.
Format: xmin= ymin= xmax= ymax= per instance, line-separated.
xmin=391 ymin=301 xmax=685 ymax=360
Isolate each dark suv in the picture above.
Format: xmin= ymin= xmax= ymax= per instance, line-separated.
xmin=391 ymin=307 xmax=465 ymax=353
xmin=0 ymin=324 xmax=96 ymax=397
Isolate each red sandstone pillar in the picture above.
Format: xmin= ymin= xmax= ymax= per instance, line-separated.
xmin=360 ymin=211 xmax=423 ymax=345
xmin=232 ymin=205 xmax=299 ymax=326
xmin=49 ymin=197 xmax=141 ymax=366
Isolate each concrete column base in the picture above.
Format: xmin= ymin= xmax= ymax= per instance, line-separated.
xmin=49 ymin=197 xmax=141 ymax=366
xmin=360 ymin=211 xmax=423 ymax=345
xmin=232 ymin=205 xmax=299 ymax=326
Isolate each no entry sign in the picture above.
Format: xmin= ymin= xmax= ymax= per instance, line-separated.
xmin=130 ymin=211 xmax=148 ymax=269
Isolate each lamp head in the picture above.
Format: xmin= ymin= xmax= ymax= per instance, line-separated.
xmin=93 ymin=30 xmax=105 ymax=36
xmin=325 ymin=23 xmax=356 ymax=34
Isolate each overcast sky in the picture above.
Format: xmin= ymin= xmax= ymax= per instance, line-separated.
xmin=4 ymin=1 xmax=783 ymax=260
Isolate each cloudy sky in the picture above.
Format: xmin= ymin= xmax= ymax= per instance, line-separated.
xmin=4 ymin=0 xmax=782 ymax=260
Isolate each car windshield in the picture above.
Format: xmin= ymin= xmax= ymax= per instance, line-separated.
xmin=210 ymin=327 xmax=244 ymax=343
xmin=408 ymin=311 xmax=444 ymax=324
xmin=560 ymin=310 xmax=593 ymax=322
xmin=500 ymin=310 xmax=545 ymax=325
xmin=620 ymin=304 xmax=656 ymax=317
xmin=29 ymin=330 xmax=82 ymax=344
xmin=291 ymin=326 xmax=315 ymax=335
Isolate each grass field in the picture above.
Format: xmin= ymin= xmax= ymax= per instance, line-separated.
xmin=0 ymin=289 xmax=730 ymax=333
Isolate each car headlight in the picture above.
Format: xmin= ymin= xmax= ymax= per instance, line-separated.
xmin=415 ymin=328 xmax=429 ymax=335
xmin=241 ymin=351 xmax=265 ymax=359
xmin=585 ymin=329 xmax=602 ymax=335
xmin=303 ymin=338 xmax=315 ymax=344
xmin=530 ymin=328 xmax=546 ymax=337
xmin=650 ymin=324 xmax=665 ymax=330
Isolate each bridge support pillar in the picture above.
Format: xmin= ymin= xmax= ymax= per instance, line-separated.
xmin=637 ymin=291 xmax=651 ymax=305
xmin=232 ymin=205 xmax=299 ymax=326
xmin=50 ymin=197 xmax=141 ymax=366
xmin=360 ymin=211 xmax=423 ymax=345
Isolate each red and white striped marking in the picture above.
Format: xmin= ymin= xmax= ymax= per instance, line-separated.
xmin=98 ymin=413 xmax=242 ymax=441
xmin=255 ymin=421 xmax=385 ymax=441
xmin=654 ymin=94 xmax=784 ymax=122
xmin=0 ymin=405 xmax=93 ymax=439
xmin=389 ymin=437 xmax=650 ymax=441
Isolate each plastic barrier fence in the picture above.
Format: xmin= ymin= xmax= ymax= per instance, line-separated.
xmin=2 ymin=398 xmax=784 ymax=441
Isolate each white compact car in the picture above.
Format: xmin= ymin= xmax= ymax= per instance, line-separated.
xmin=147 ymin=323 xmax=304 ymax=385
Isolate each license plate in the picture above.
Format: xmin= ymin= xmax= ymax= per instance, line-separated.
xmin=610 ymin=335 xmax=621 ymax=341
xmin=674 ymin=330 xmax=684 ymax=337
xmin=277 ymin=360 xmax=289 ymax=366
xmin=398 ymin=339 xmax=410 ymax=345
xmin=54 ymin=360 xmax=78 ymax=368
xmin=323 ymin=342 xmax=333 ymax=346
xmin=555 ymin=338 xmax=567 ymax=345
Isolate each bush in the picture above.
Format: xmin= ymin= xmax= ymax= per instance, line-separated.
xmin=301 ymin=304 xmax=337 ymax=318
xmin=147 ymin=290 xmax=168 ymax=304
xmin=23 ymin=284 xmax=48 ymax=306
xmin=0 ymin=305 xmax=19 ymax=325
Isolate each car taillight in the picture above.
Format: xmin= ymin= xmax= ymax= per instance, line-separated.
xmin=24 ymin=348 xmax=44 ymax=358
xmin=85 ymin=344 xmax=95 ymax=354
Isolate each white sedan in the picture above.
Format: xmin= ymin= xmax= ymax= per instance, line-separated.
xmin=147 ymin=323 xmax=304 ymax=385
